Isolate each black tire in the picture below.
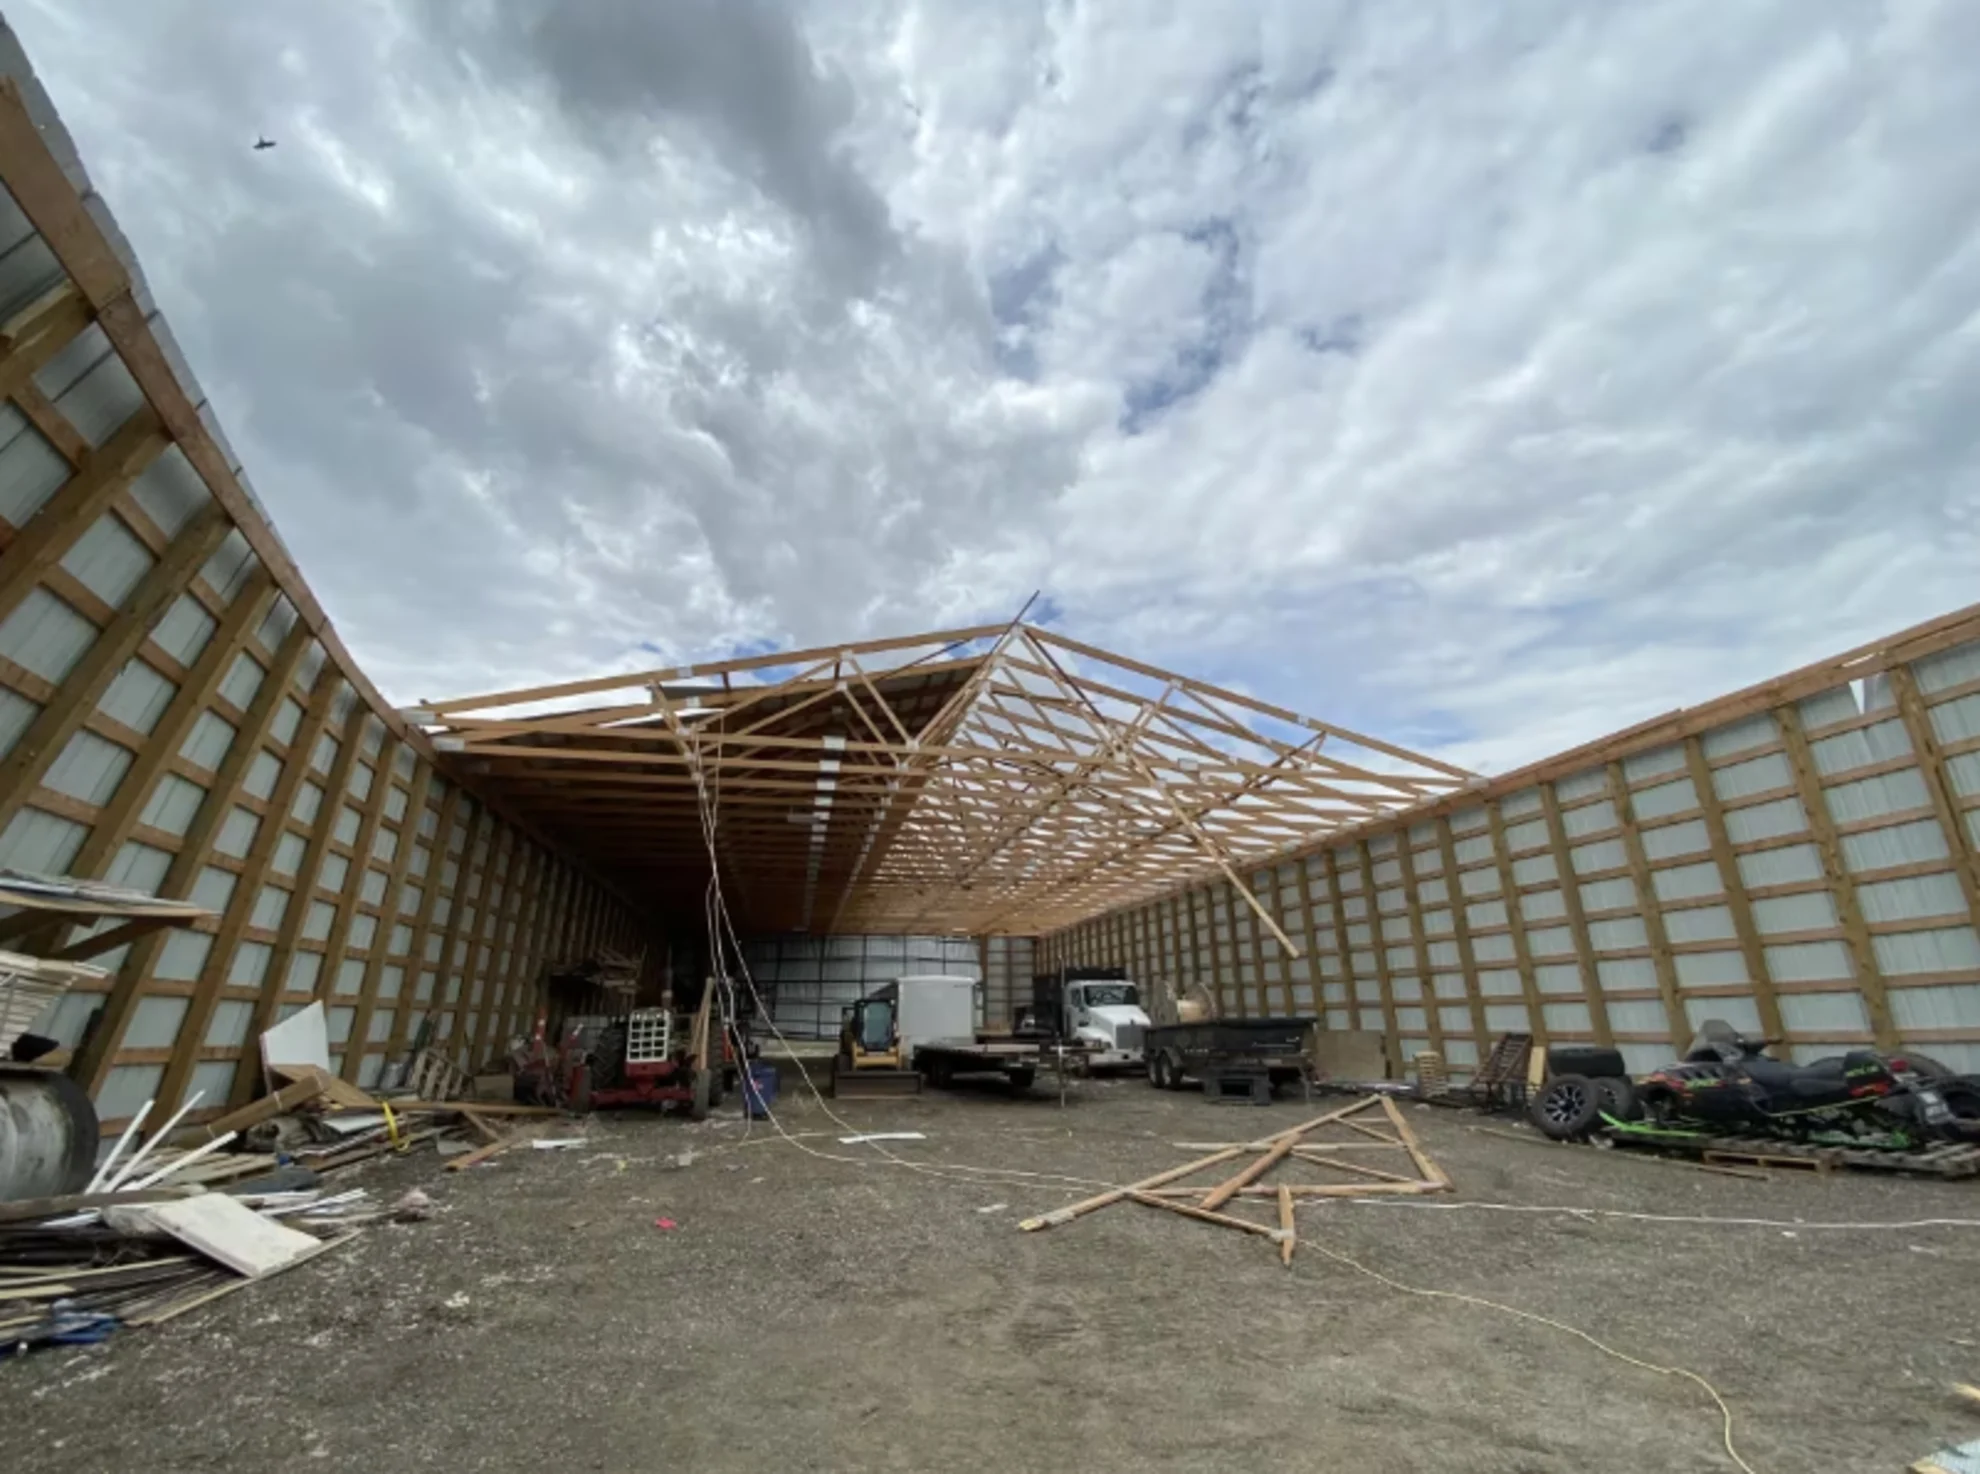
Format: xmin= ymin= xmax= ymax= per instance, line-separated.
xmin=926 ymin=1057 xmax=954 ymax=1089
xmin=1936 ymin=1081 xmax=1980 ymax=1139
xmin=1593 ymin=1076 xmax=1640 ymax=1122
xmin=1146 ymin=1052 xmax=1168 ymax=1088
xmin=1530 ymin=1074 xmax=1604 ymax=1140
xmin=688 ymin=1067 xmax=713 ymax=1122
xmin=1007 ymin=1069 xmax=1036 ymax=1093
xmin=1162 ymin=1050 xmax=1187 ymax=1091
xmin=709 ymin=1069 xmax=728 ymax=1110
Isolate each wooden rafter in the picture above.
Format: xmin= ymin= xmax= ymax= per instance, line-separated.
xmin=415 ymin=625 xmax=1472 ymax=935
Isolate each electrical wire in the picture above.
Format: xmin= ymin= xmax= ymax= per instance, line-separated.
xmin=1286 ymin=1233 xmax=1759 ymax=1474
xmin=1340 ymin=1199 xmax=1980 ymax=1232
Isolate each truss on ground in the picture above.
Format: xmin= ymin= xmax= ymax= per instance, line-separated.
xmin=410 ymin=624 xmax=1474 ymax=938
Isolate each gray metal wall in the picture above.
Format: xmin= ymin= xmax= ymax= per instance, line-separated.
xmin=740 ymin=933 xmax=983 ymax=1040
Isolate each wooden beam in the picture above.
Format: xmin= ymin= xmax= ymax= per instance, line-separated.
xmin=1354 ymin=841 xmax=1402 ymax=1050
xmin=1888 ymin=666 xmax=1980 ymax=935
xmin=463 ymin=823 xmax=520 ymax=1072
xmin=1392 ymin=831 xmax=1446 ymax=1055
xmin=1606 ymin=762 xmax=1690 ymax=1049
xmin=66 ymin=574 xmax=277 ymax=881
xmin=1537 ymin=787 xmax=1614 ymax=1046
xmin=340 ymin=757 xmax=433 ymax=1083
xmin=306 ymin=728 xmax=398 ymax=1082
xmin=0 ymin=503 xmax=231 ymax=834
xmin=1483 ymin=803 xmax=1550 ymax=1050
xmin=1434 ymin=816 xmax=1494 ymax=1056
xmin=232 ymin=693 xmax=368 ymax=1102
xmin=0 ymin=280 xmax=93 ymax=401
xmin=1682 ymin=736 xmax=1785 ymax=1044
xmin=1321 ymin=849 xmax=1365 ymax=1040
xmin=1775 ymin=702 xmax=1895 ymax=1048
xmin=383 ymin=783 xmax=467 ymax=1063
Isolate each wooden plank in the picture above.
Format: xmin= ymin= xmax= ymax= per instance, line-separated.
xmin=128 ymin=1192 xmax=321 ymax=1278
xmin=381 ymin=783 xmax=466 ymax=1064
xmin=0 ymin=280 xmax=92 ymax=401
xmin=441 ymin=1123 xmax=537 ymax=1172
xmin=0 ymin=408 xmax=167 ymax=626
xmin=464 ymin=825 xmax=523 ymax=1073
xmin=1126 ymin=1190 xmax=1284 ymax=1241
xmin=1277 ymin=1182 xmax=1295 ymax=1267
xmin=0 ymin=1188 xmax=184 ymax=1225
xmin=342 ymin=756 xmax=434 ymax=1082
xmin=74 ymin=622 xmax=319 ymax=1098
xmin=224 ymin=679 xmax=363 ymax=1105
xmin=1321 ymin=848 xmax=1365 ymax=1040
xmin=1482 ymin=802 xmax=1551 ymax=1048
xmin=66 ymin=574 xmax=277 ymax=881
xmin=1199 ymin=1096 xmax=1380 ymax=1210
xmin=1888 ymin=665 xmax=1980 ymax=934
xmin=1536 ymin=785 xmax=1613 ymax=1044
xmin=1354 ymin=841 xmax=1402 ymax=1050
xmin=11 ymin=382 xmax=92 ymax=467
xmin=185 ymin=1073 xmax=328 ymax=1144
xmin=1434 ymin=815 xmax=1494 ymax=1055
xmin=1683 ymin=735 xmax=1787 ymax=1044
xmin=0 ymin=503 xmax=231 ymax=834
xmin=1775 ymin=703 xmax=1895 ymax=1048
xmin=1606 ymin=762 xmax=1691 ymax=1049
xmin=1378 ymin=1093 xmax=1450 ymax=1189
xmin=307 ymin=725 xmax=398 ymax=1082
xmin=1392 ymin=831 xmax=1446 ymax=1055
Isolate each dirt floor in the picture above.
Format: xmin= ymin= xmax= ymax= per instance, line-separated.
xmin=5 ymin=1075 xmax=1979 ymax=1473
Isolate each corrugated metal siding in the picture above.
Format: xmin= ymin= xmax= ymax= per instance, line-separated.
xmin=127 ymin=446 xmax=211 ymax=537
xmin=1763 ymin=940 xmax=1854 ymax=982
xmin=1623 ymin=744 xmax=1686 ymax=783
xmin=60 ymin=515 xmax=153 ymax=605
xmin=1751 ymin=891 xmax=1839 ymax=934
xmin=1641 ymin=818 xmax=1711 ymax=860
xmin=1713 ymin=751 xmax=1793 ymax=799
xmin=1778 ymin=992 xmax=1870 ymax=1032
xmin=1723 ymin=797 xmax=1807 ymax=844
xmin=1702 ymin=715 xmax=1779 ymax=760
xmin=0 ymin=808 xmax=88 ymax=872
xmin=43 ymin=730 xmax=131 ymax=805
xmin=1857 ymin=872 xmax=1967 ymax=924
xmin=1737 ymin=844 xmax=1825 ymax=888
xmin=1823 ymin=769 xmax=1931 ymax=824
xmin=1811 ymin=719 xmax=1912 ymax=775
xmin=217 ymin=651 xmax=264 ymax=710
xmin=1654 ymin=861 xmax=1723 ymax=902
xmin=1873 ymin=927 xmax=1980 ymax=977
xmin=1840 ymin=820 xmax=1947 ymax=873
xmin=1928 ymin=692 xmax=1980 ymax=744
xmin=1665 ymin=904 xmax=1737 ymax=943
xmin=97 ymin=657 xmax=174 ymax=734
xmin=0 ymin=421 xmax=70 ymax=525
xmin=149 ymin=595 xmax=215 ymax=665
xmin=0 ymin=588 xmax=99 ymax=684
xmin=1632 ymin=776 xmax=1697 ymax=819
xmin=1913 ymin=639 xmax=1980 ymax=695
xmin=0 ymin=686 xmax=37 ymax=757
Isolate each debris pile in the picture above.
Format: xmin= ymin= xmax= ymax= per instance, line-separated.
xmin=1018 ymin=1095 xmax=1451 ymax=1266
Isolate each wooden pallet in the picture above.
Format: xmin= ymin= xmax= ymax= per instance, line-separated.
xmin=1616 ymin=1131 xmax=1980 ymax=1180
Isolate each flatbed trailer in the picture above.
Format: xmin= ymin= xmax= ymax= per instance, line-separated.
xmin=1143 ymin=1017 xmax=1314 ymax=1095
xmin=913 ymin=1036 xmax=1088 ymax=1103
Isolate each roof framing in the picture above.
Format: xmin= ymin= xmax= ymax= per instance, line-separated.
xmin=414 ymin=626 xmax=1473 ymax=937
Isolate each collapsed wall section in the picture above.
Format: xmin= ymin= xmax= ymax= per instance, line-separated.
xmin=1046 ymin=610 xmax=1980 ymax=1081
xmin=0 ymin=49 xmax=647 ymax=1129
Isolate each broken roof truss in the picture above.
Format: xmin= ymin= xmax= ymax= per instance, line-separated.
xmin=411 ymin=624 xmax=1474 ymax=938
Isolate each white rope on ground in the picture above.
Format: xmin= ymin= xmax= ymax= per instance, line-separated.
xmin=1289 ymin=1234 xmax=1759 ymax=1474
xmin=1336 ymin=1199 xmax=1980 ymax=1232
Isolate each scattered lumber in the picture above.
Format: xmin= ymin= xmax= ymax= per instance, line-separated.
xmin=1021 ymin=1095 xmax=1451 ymax=1265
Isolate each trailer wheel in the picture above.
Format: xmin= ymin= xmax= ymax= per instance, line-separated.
xmin=688 ymin=1067 xmax=714 ymax=1122
xmin=1162 ymin=1050 xmax=1187 ymax=1091
xmin=1146 ymin=1052 xmax=1168 ymax=1089
xmin=1007 ymin=1069 xmax=1036 ymax=1093
xmin=925 ymin=1056 xmax=954 ymax=1088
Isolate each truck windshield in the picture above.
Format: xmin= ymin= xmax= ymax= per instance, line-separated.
xmin=1079 ymin=984 xmax=1139 ymax=1007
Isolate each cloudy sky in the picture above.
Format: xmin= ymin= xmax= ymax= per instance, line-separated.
xmin=10 ymin=0 xmax=1979 ymax=772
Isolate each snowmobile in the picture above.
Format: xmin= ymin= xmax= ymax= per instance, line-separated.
xmin=1530 ymin=1020 xmax=1980 ymax=1148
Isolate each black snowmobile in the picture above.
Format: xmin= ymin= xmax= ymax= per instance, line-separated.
xmin=1530 ymin=1021 xmax=1980 ymax=1147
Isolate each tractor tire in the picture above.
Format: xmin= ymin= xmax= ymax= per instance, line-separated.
xmin=688 ymin=1068 xmax=714 ymax=1122
xmin=1593 ymin=1076 xmax=1641 ymax=1122
xmin=1530 ymin=1073 xmax=1604 ymax=1140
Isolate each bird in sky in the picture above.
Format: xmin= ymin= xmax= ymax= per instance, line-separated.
xmin=253 ymin=136 xmax=275 ymax=151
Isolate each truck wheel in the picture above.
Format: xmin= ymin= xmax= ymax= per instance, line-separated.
xmin=1146 ymin=1053 xmax=1168 ymax=1089
xmin=1007 ymin=1069 xmax=1036 ymax=1093
xmin=926 ymin=1057 xmax=954 ymax=1088
xmin=688 ymin=1068 xmax=714 ymax=1122
xmin=1162 ymin=1051 xmax=1186 ymax=1091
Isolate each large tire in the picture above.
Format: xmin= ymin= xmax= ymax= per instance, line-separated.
xmin=1530 ymin=1074 xmax=1603 ymax=1140
xmin=1903 ymin=1051 xmax=1955 ymax=1080
xmin=1162 ymin=1050 xmax=1187 ymax=1091
xmin=1936 ymin=1081 xmax=1980 ymax=1139
xmin=688 ymin=1067 xmax=713 ymax=1122
xmin=1007 ymin=1069 xmax=1036 ymax=1093
xmin=1146 ymin=1052 xmax=1168 ymax=1089
xmin=1593 ymin=1076 xmax=1640 ymax=1122
xmin=1546 ymin=1044 xmax=1628 ymax=1080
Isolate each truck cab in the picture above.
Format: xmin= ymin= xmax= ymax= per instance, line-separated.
xmin=1062 ymin=979 xmax=1150 ymax=1072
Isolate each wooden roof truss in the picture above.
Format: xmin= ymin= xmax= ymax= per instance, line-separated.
xmin=411 ymin=625 xmax=1474 ymax=937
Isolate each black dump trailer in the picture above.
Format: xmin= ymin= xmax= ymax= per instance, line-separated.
xmin=1143 ymin=1017 xmax=1314 ymax=1100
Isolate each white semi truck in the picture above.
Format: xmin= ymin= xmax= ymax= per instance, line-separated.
xmin=1020 ymin=969 xmax=1152 ymax=1073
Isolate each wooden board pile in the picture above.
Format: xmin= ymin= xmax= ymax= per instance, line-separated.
xmin=1019 ymin=1095 xmax=1450 ymax=1266
xmin=0 ymin=1073 xmax=571 ymax=1355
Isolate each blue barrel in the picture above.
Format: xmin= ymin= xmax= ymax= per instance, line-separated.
xmin=742 ymin=1061 xmax=780 ymax=1119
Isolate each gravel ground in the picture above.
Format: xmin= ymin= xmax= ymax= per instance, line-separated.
xmin=5 ymin=1076 xmax=1979 ymax=1473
